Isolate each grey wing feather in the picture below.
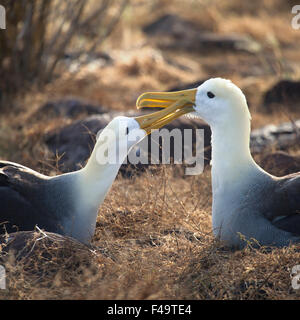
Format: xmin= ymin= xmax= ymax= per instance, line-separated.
xmin=270 ymin=173 xmax=300 ymax=236
xmin=0 ymin=185 xmax=41 ymax=233
xmin=0 ymin=161 xmax=55 ymax=233
xmin=281 ymin=173 xmax=300 ymax=213
xmin=272 ymin=214 xmax=300 ymax=235
xmin=0 ymin=160 xmax=29 ymax=170
xmin=0 ymin=170 xmax=9 ymax=186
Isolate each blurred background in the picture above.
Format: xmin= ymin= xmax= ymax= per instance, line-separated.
xmin=1 ymin=0 xmax=300 ymax=300
xmin=0 ymin=0 xmax=300 ymax=171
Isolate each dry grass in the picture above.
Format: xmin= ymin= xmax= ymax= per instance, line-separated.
xmin=1 ymin=167 xmax=300 ymax=300
xmin=1 ymin=0 xmax=300 ymax=300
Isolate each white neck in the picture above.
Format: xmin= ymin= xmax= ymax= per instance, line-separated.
xmin=70 ymin=136 xmax=128 ymax=243
xmin=210 ymin=113 xmax=259 ymax=189
xmin=79 ymin=138 xmax=126 ymax=210
xmin=58 ymin=116 xmax=146 ymax=243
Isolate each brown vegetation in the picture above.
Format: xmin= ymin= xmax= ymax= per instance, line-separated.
xmin=0 ymin=0 xmax=300 ymax=300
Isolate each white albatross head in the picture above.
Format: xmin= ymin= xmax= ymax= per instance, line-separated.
xmin=192 ymin=78 xmax=251 ymax=126
xmin=136 ymin=78 xmax=252 ymax=129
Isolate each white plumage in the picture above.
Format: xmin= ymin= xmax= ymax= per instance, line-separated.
xmin=137 ymin=78 xmax=300 ymax=248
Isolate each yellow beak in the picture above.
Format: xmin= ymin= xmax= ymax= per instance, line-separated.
xmin=134 ymin=88 xmax=197 ymax=134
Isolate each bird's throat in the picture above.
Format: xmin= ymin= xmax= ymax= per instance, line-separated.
xmin=210 ymin=118 xmax=256 ymax=188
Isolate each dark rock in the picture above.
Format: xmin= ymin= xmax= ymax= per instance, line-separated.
xmin=143 ymin=14 xmax=197 ymax=38
xmin=143 ymin=14 xmax=260 ymax=53
xmin=169 ymin=32 xmax=259 ymax=53
xmin=199 ymin=33 xmax=259 ymax=53
xmin=167 ymin=79 xmax=207 ymax=92
xmin=259 ymin=151 xmax=300 ymax=176
xmin=45 ymin=112 xmax=122 ymax=172
xmin=263 ymin=80 xmax=300 ymax=113
xmin=62 ymin=51 xmax=114 ymax=71
xmin=34 ymin=98 xmax=108 ymax=120
xmin=164 ymin=57 xmax=194 ymax=72
xmin=44 ymin=111 xmax=211 ymax=176
xmin=63 ymin=51 xmax=113 ymax=64
xmin=250 ymin=120 xmax=300 ymax=153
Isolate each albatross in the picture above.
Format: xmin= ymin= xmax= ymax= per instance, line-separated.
xmin=0 ymin=107 xmax=186 ymax=244
xmin=137 ymin=78 xmax=300 ymax=248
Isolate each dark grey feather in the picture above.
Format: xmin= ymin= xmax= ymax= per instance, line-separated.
xmin=0 ymin=161 xmax=66 ymax=234
xmin=268 ymin=172 xmax=300 ymax=235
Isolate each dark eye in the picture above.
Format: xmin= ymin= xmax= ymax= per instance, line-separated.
xmin=207 ymin=91 xmax=215 ymax=99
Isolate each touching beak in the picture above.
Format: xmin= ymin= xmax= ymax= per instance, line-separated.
xmin=134 ymin=88 xmax=197 ymax=134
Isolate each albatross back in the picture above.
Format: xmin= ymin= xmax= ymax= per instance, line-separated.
xmin=0 ymin=161 xmax=69 ymax=234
